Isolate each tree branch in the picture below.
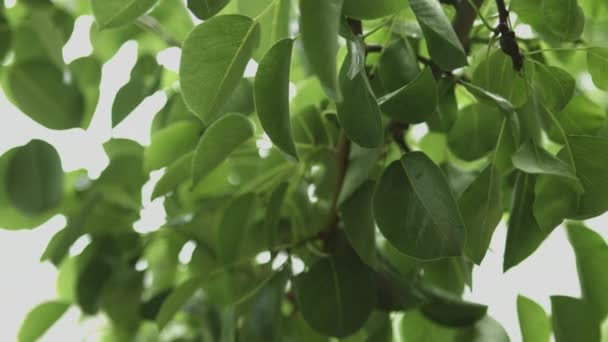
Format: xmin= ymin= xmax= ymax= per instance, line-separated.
xmin=452 ymin=0 xmax=485 ymax=50
xmin=494 ymin=0 xmax=523 ymax=70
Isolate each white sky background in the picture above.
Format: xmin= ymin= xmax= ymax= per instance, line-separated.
xmin=0 ymin=7 xmax=607 ymax=342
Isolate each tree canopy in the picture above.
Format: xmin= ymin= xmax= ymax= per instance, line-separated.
xmin=1 ymin=0 xmax=608 ymax=341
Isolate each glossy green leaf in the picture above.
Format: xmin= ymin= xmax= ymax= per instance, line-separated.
xmin=144 ymin=121 xmax=202 ymax=172
xmin=567 ymin=222 xmax=608 ymax=319
xmin=459 ymin=165 xmax=503 ymax=264
xmin=504 ymin=173 xmax=548 ymax=271
xmin=448 ymin=104 xmax=502 ymax=161
xmin=157 ymin=277 xmax=202 ymax=329
xmin=295 ymin=245 xmax=375 ymax=337
xmin=542 ymin=0 xmax=585 ymax=42
xmin=192 ymin=113 xmax=255 ymax=187
xmin=379 ymin=68 xmax=438 ymax=123
xmin=91 ymin=0 xmax=158 ymax=29
xmin=512 ymin=140 xmax=579 ymax=182
xmin=552 ymin=296 xmax=601 ymax=342
xmin=377 ymin=38 xmax=420 ymax=95
xmin=18 ymin=301 xmax=70 ymax=342
xmin=373 ymin=152 xmax=465 ymax=260
xmin=299 ymin=0 xmax=343 ymax=101
xmin=517 ymin=295 xmax=550 ymax=342
xmin=342 ymin=0 xmax=407 ymax=19
xmin=5 ymin=140 xmax=63 ymax=216
xmin=408 ymin=0 xmax=467 ymax=71
xmin=336 ymin=56 xmax=384 ymax=148
xmin=340 ymin=180 xmax=377 ymax=266
xmin=472 ymin=50 xmax=527 ymax=107
xmin=255 ymin=38 xmax=298 ymax=160
xmin=6 ymin=61 xmax=85 ymax=130
xmin=217 ymin=193 xmax=256 ymax=264
xmin=180 ymin=15 xmax=260 ymax=123
xmin=588 ymin=48 xmax=608 ymax=92
xmin=187 ymin=0 xmax=231 ymax=20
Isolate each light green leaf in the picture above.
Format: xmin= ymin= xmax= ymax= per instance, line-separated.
xmin=5 ymin=140 xmax=63 ymax=216
xmin=408 ymin=0 xmax=467 ymax=71
xmin=588 ymin=48 xmax=608 ymax=92
xmin=6 ymin=61 xmax=84 ymax=130
xmin=459 ymin=165 xmax=503 ymax=264
xmin=217 ymin=193 xmax=256 ymax=264
xmin=342 ymin=0 xmax=407 ymax=19
xmin=180 ymin=15 xmax=260 ymax=124
xmin=454 ymin=316 xmax=510 ymax=342
xmin=531 ymin=62 xmax=575 ymax=113
xmin=157 ymin=277 xmax=203 ymax=329
xmin=187 ymin=0 xmax=231 ymax=20
xmin=400 ymin=310 xmax=457 ymax=341
xmin=144 ymin=121 xmax=202 ymax=172
xmin=542 ymin=0 xmax=585 ymax=42
xmin=299 ymin=0 xmax=344 ymax=101
xmin=472 ymin=50 xmax=527 ymax=107
xmin=69 ymin=56 xmax=102 ymax=129
xmin=337 ymin=56 xmax=384 ymax=148
xmin=547 ymin=95 xmax=606 ymax=143
xmin=255 ymin=38 xmax=298 ymax=160
xmin=340 ymin=180 xmax=377 ymax=266
xmin=552 ymin=295 xmax=601 ymax=342
xmin=18 ymin=301 xmax=70 ymax=342
xmin=512 ymin=140 xmax=579 ymax=182
xmin=567 ymin=222 xmax=608 ymax=320
xmin=517 ymin=295 xmax=550 ymax=342
xmin=239 ymin=0 xmax=291 ymax=61
xmin=448 ymin=104 xmax=502 ymax=161
xmin=373 ymin=152 xmax=465 ymax=260
xmin=91 ymin=0 xmax=158 ymax=29
xmin=295 ymin=244 xmax=375 ymax=337
xmin=379 ymin=67 xmax=438 ymax=123
xmin=504 ymin=173 xmax=548 ymax=271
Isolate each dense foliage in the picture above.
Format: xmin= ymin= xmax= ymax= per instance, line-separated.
xmin=1 ymin=0 xmax=608 ymax=340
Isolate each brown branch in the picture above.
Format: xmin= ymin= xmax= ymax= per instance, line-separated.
xmin=452 ymin=0 xmax=485 ymax=50
xmin=494 ymin=0 xmax=523 ymax=70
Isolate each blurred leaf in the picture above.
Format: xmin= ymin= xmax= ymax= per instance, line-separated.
xmin=517 ymin=295 xmax=550 ymax=342
xmin=18 ymin=301 xmax=70 ymax=342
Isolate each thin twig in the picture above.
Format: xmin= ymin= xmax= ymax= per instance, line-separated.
xmin=136 ymin=15 xmax=181 ymax=47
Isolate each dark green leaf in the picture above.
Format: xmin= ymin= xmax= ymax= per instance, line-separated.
xmin=255 ymin=38 xmax=298 ymax=160
xmin=192 ymin=113 xmax=255 ymax=187
xmin=373 ymin=152 xmax=465 ymax=260
xmin=18 ymin=301 xmax=70 ymax=342
xmin=551 ymin=296 xmax=601 ymax=342
xmin=264 ymin=183 xmax=288 ymax=249
xmin=448 ymin=104 xmax=502 ymax=161
xmin=180 ymin=15 xmax=260 ymax=123
xmin=512 ymin=140 xmax=579 ymax=182
xmin=6 ymin=140 xmax=63 ymax=216
xmin=459 ymin=165 xmax=503 ymax=264
xmin=340 ymin=180 xmax=377 ymax=266
xmin=299 ymin=0 xmax=343 ymax=101
xmin=408 ymin=0 xmax=467 ymax=71
xmin=419 ymin=286 xmax=487 ymax=327
xmin=379 ymin=68 xmax=438 ymax=124
xmin=517 ymin=295 xmax=551 ymax=342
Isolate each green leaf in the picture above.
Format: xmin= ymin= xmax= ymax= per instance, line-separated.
xmin=336 ymin=55 xmax=384 ymax=148
xmin=77 ymin=255 xmax=113 ymax=315
xmin=264 ymin=183 xmax=288 ymax=249
xmin=18 ymin=301 xmax=70 ymax=342
xmin=0 ymin=13 xmax=11 ymax=62
xmin=373 ymin=152 xmax=465 ymax=260
xmin=342 ymin=0 xmax=407 ymax=19
xmin=517 ymin=295 xmax=551 ymax=342
xmin=542 ymin=0 xmax=585 ymax=42
xmin=448 ymin=104 xmax=502 ymax=161
xmin=217 ymin=193 xmax=256 ymax=264
xmin=419 ymin=286 xmax=487 ymax=327
xmin=238 ymin=0 xmax=291 ymax=61
xmin=547 ymin=95 xmax=606 ymax=143
xmin=192 ymin=113 xmax=255 ymax=187
xmin=187 ymin=0 xmax=231 ymax=20
xmin=472 ymin=50 xmax=527 ymax=107
xmin=337 ymin=144 xmax=382 ymax=205
xmin=551 ymin=296 xmax=601 ymax=342
xmin=512 ymin=140 xmax=579 ymax=182
xmin=5 ymin=140 xmax=63 ymax=216
xmin=379 ymin=68 xmax=438 ymax=124
xmin=299 ymin=0 xmax=344 ymax=101
xmin=112 ymin=54 xmax=163 ymax=127
xmin=101 ymin=268 xmax=143 ymax=332
xmin=180 ymin=15 xmax=260 ymax=124
xmin=144 ymin=121 xmax=202 ymax=172
xmin=340 ymin=180 xmax=377 ymax=266
xmin=295 ymin=245 xmax=375 ymax=337
xmin=157 ymin=277 xmax=202 ymax=329
xmin=91 ymin=0 xmax=158 ymax=29
xmin=504 ymin=173 xmax=548 ymax=271
xmin=459 ymin=165 xmax=503 ymax=264
xmin=377 ymin=38 xmax=420 ymax=95
xmin=6 ymin=61 xmax=85 ymax=130
xmin=567 ymin=222 xmax=608 ymax=320
xmin=69 ymin=56 xmax=102 ymax=129
xmin=531 ymin=62 xmax=575 ymax=113
xmin=588 ymin=48 xmax=608 ymax=92
xmin=454 ymin=316 xmax=510 ymax=342
xmin=408 ymin=0 xmax=467 ymax=71
xmin=255 ymin=38 xmax=298 ymax=160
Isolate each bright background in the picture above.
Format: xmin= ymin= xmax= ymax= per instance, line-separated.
xmin=1 ymin=2 xmax=607 ymax=341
